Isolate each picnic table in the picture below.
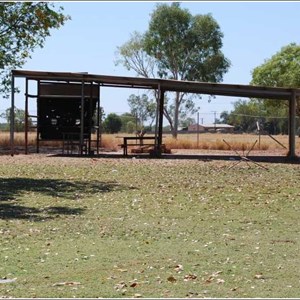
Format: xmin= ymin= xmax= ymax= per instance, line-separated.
xmin=119 ymin=136 xmax=157 ymax=156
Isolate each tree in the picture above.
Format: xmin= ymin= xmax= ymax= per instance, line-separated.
xmin=251 ymin=43 xmax=300 ymax=116
xmin=0 ymin=106 xmax=32 ymax=132
xmin=219 ymin=111 xmax=230 ymax=124
xmin=222 ymin=99 xmax=288 ymax=134
xmin=180 ymin=117 xmax=196 ymax=128
xmin=0 ymin=2 xmax=70 ymax=97
xmin=125 ymin=121 xmax=136 ymax=134
xmin=223 ymin=99 xmax=260 ymax=133
xmin=115 ymin=31 xmax=157 ymax=79
xmin=119 ymin=112 xmax=137 ymax=133
xmin=116 ymin=3 xmax=230 ymax=138
xmin=103 ymin=113 xmax=122 ymax=134
xmin=127 ymin=94 xmax=156 ymax=129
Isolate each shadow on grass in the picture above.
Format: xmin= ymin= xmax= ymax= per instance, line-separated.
xmin=0 ymin=178 xmax=136 ymax=221
xmin=0 ymin=203 xmax=86 ymax=221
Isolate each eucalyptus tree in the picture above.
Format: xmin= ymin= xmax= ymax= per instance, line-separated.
xmin=0 ymin=2 xmax=70 ymax=97
xmin=127 ymin=93 xmax=156 ymax=129
xmin=116 ymin=3 xmax=230 ymax=138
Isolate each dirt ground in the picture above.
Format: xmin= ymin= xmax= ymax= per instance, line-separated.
xmin=0 ymin=146 xmax=294 ymax=165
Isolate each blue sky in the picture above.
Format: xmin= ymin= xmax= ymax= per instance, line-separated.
xmin=4 ymin=1 xmax=300 ymax=124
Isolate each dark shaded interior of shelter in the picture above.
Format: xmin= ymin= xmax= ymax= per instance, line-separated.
xmin=38 ymin=82 xmax=98 ymax=140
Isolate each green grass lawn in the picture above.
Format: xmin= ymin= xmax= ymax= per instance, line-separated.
xmin=0 ymin=155 xmax=300 ymax=298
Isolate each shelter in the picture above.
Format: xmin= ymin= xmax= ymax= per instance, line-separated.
xmin=10 ymin=69 xmax=300 ymax=159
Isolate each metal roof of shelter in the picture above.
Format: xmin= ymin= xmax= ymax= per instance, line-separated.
xmin=12 ymin=69 xmax=300 ymax=100
xmin=10 ymin=69 xmax=300 ymax=159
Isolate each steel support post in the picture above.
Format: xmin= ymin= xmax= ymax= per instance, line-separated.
xmin=288 ymin=90 xmax=297 ymax=159
xmin=36 ymin=80 xmax=40 ymax=153
xmin=25 ymin=78 xmax=29 ymax=154
xmin=157 ymin=88 xmax=165 ymax=156
xmin=97 ymin=84 xmax=100 ymax=155
xmin=10 ymin=73 xmax=15 ymax=156
xmin=80 ymin=81 xmax=85 ymax=155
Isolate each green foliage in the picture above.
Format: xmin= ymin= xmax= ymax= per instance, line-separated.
xmin=219 ymin=111 xmax=230 ymax=124
xmin=116 ymin=3 xmax=230 ymax=138
xmin=119 ymin=113 xmax=137 ymax=133
xmin=179 ymin=117 xmax=196 ymax=128
xmin=251 ymin=43 xmax=300 ymax=116
xmin=223 ymin=99 xmax=288 ymax=134
xmin=226 ymin=99 xmax=260 ymax=132
xmin=127 ymin=94 xmax=156 ymax=128
xmin=251 ymin=43 xmax=300 ymax=88
xmin=0 ymin=106 xmax=32 ymax=132
xmin=125 ymin=120 xmax=136 ymax=133
xmin=144 ymin=3 xmax=230 ymax=82
xmin=102 ymin=113 xmax=122 ymax=134
xmin=115 ymin=31 xmax=157 ymax=78
xmin=0 ymin=2 xmax=70 ymax=97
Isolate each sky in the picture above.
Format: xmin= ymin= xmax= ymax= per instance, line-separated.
xmin=3 ymin=1 xmax=300 ymax=124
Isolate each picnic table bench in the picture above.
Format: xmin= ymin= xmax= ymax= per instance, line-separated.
xmin=119 ymin=136 xmax=157 ymax=156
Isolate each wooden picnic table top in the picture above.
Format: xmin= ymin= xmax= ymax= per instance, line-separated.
xmin=122 ymin=136 xmax=156 ymax=141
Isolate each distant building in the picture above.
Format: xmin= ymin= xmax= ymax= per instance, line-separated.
xmin=188 ymin=123 xmax=234 ymax=133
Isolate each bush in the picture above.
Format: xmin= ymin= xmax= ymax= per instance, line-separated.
xmin=103 ymin=113 xmax=122 ymax=134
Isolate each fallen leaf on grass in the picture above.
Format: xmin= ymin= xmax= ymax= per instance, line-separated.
xmin=174 ymin=264 xmax=184 ymax=273
xmin=52 ymin=281 xmax=81 ymax=287
xmin=184 ymin=274 xmax=197 ymax=281
xmin=129 ymin=279 xmax=138 ymax=288
xmin=117 ymin=268 xmax=128 ymax=273
xmin=254 ymin=274 xmax=264 ymax=279
xmin=216 ymin=278 xmax=225 ymax=284
xmin=0 ymin=278 xmax=17 ymax=284
xmin=134 ymin=294 xmax=142 ymax=298
xmin=130 ymin=282 xmax=138 ymax=288
xmin=114 ymin=282 xmax=127 ymax=290
xmin=205 ymin=277 xmax=213 ymax=284
xmin=167 ymin=275 xmax=177 ymax=283
xmin=186 ymin=291 xmax=199 ymax=297
xmin=204 ymin=271 xmax=222 ymax=284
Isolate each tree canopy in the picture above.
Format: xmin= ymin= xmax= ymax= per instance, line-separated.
xmin=127 ymin=93 xmax=156 ymax=129
xmin=103 ymin=113 xmax=122 ymax=134
xmin=0 ymin=106 xmax=33 ymax=132
xmin=223 ymin=43 xmax=300 ymax=135
xmin=0 ymin=2 xmax=70 ymax=97
xmin=221 ymin=98 xmax=289 ymax=135
xmin=251 ymin=43 xmax=300 ymax=116
xmin=251 ymin=43 xmax=300 ymax=88
xmin=144 ymin=3 xmax=230 ymax=82
xmin=116 ymin=3 xmax=230 ymax=137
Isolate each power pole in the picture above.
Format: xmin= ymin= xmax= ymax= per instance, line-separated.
xmin=212 ymin=111 xmax=217 ymax=131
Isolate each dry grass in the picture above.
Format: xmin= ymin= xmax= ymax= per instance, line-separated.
xmin=1 ymin=131 xmax=296 ymax=152
xmin=163 ymin=133 xmax=288 ymax=151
